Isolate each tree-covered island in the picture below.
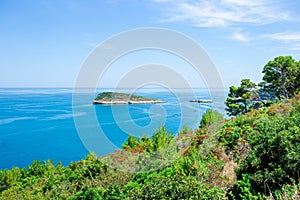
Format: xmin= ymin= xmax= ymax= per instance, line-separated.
xmin=93 ymin=92 xmax=166 ymax=104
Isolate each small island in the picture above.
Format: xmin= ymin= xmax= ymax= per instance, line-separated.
xmin=93 ymin=92 xmax=166 ymax=104
xmin=189 ymin=99 xmax=213 ymax=103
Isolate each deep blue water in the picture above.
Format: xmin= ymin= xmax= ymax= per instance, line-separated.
xmin=0 ymin=88 xmax=225 ymax=170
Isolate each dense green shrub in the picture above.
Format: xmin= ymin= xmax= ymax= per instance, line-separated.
xmin=236 ymin=113 xmax=300 ymax=195
xmin=225 ymin=99 xmax=300 ymax=198
xmin=122 ymin=126 xmax=174 ymax=152
xmin=219 ymin=111 xmax=261 ymax=152
xmin=200 ymin=109 xmax=224 ymax=128
xmin=126 ymin=175 xmax=225 ymax=199
xmin=71 ymin=186 xmax=104 ymax=200
xmin=178 ymin=124 xmax=193 ymax=135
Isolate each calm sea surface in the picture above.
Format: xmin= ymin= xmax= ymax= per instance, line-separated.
xmin=0 ymin=88 xmax=226 ymax=170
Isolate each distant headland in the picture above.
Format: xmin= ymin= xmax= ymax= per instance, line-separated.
xmin=93 ymin=92 xmax=166 ymax=104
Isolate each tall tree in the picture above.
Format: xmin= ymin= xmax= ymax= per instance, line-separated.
xmin=286 ymin=60 xmax=300 ymax=98
xmin=261 ymin=56 xmax=299 ymax=99
xmin=225 ymin=79 xmax=258 ymax=116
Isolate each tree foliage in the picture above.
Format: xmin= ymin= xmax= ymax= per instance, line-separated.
xmin=225 ymin=79 xmax=259 ymax=116
xmin=122 ymin=126 xmax=174 ymax=153
xmin=261 ymin=56 xmax=300 ymax=99
xmin=226 ymin=56 xmax=300 ymax=117
xmin=199 ymin=109 xmax=224 ymax=128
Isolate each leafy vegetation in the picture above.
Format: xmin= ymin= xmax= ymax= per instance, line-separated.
xmin=1 ymin=56 xmax=300 ymax=199
xmin=200 ymin=109 xmax=224 ymax=128
xmin=225 ymin=79 xmax=259 ymax=116
xmin=261 ymin=56 xmax=300 ymax=99
xmin=122 ymin=126 xmax=174 ymax=153
xmin=226 ymin=56 xmax=300 ymax=116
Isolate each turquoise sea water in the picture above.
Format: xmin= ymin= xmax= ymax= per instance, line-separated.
xmin=0 ymin=88 xmax=225 ymax=170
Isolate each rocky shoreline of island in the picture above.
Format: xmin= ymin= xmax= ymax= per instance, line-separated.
xmin=93 ymin=92 xmax=166 ymax=105
xmin=93 ymin=99 xmax=166 ymax=104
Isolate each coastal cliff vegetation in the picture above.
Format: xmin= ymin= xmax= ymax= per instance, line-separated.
xmin=1 ymin=56 xmax=300 ymax=199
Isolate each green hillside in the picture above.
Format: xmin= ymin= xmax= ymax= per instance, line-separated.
xmin=1 ymin=96 xmax=299 ymax=199
xmin=1 ymin=56 xmax=300 ymax=199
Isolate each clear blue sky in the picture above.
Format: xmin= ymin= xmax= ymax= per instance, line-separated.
xmin=1 ymin=0 xmax=300 ymax=88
